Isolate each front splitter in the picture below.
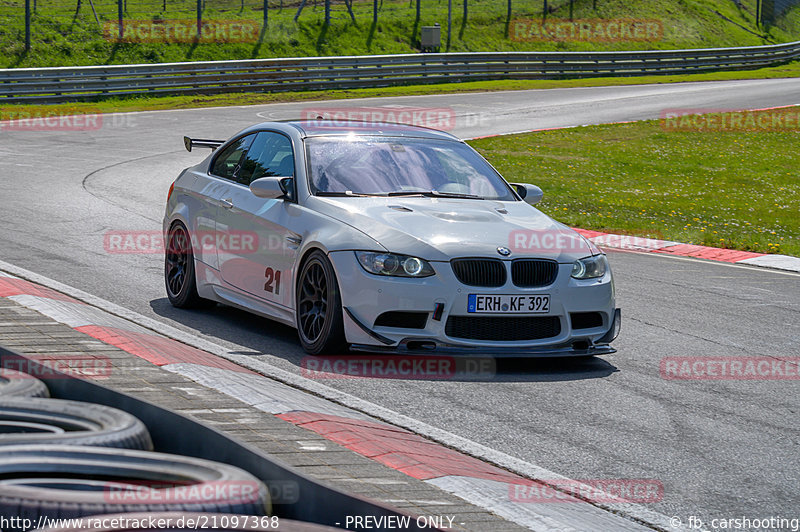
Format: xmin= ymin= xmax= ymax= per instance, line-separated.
xmin=349 ymin=341 xmax=616 ymax=358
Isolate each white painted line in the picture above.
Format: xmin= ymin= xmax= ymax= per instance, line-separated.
xmin=607 ymin=248 xmax=800 ymax=277
xmin=428 ymin=476 xmax=657 ymax=532
xmin=0 ymin=257 xmax=676 ymax=531
xmin=161 ymin=363 xmax=370 ymax=420
xmin=7 ymin=295 xmax=145 ymax=331
xmin=737 ymin=254 xmax=800 ymax=272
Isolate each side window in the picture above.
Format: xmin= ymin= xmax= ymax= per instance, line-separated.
xmin=239 ymin=132 xmax=295 ymax=185
xmin=210 ymin=134 xmax=255 ymax=181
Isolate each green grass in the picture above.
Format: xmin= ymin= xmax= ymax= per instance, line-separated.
xmin=468 ymin=115 xmax=800 ymax=257
xmin=2 ymin=0 xmax=800 ymax=68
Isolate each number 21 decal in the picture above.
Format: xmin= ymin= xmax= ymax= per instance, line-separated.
xmin=264 ymin=267 xmax=281 ymax=294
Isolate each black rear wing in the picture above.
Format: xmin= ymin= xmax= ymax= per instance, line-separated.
xmin=184 ymin=136 xmax=225 ymax=152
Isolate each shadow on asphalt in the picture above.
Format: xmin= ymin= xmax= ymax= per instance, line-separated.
xmin=150 ymin=298 xmax=619 ymax=383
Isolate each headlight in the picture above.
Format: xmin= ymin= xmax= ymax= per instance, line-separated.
xmin=571 ymin=255 xmax=608 ymax=279
xmin=355 ymin=252 xmax=435 ymax=278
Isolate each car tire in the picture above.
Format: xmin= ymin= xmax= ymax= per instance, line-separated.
xmin=0 ymin=369 xmax=49 ymax=398
xmin=0 ymin=397 xmax=153 ymax=450
xmin=295 ymin=250 xmax=346 ymax=355
xmin=165 ymin=221 xmax=211 ymax=309
xmin=0 ymin=445 xmax=270 ymax=523
xmin=39 ymin=512 xmax=340 ymax=531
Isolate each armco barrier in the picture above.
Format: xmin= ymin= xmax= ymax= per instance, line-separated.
xmin=2 ymin=40 xmax=800 ymax=103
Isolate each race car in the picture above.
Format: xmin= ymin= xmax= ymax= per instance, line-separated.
xmin=164 ymin=120 xmax=620 ymax=356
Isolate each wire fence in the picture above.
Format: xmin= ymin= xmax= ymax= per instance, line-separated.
xmin=730 ymin=0 xmax=800 ymax=24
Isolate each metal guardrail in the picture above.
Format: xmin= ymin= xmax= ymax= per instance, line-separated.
xmin=2 ymin=40 xmax=800 ymax=103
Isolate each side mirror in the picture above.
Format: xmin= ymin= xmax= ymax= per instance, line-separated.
xmin=250 ymin=176 xmax=290 ymax=199
xmin=510 ymin=183 xmax=544 ymax=205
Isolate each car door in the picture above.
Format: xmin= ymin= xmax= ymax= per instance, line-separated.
xmin=200 ymin=134 xmax=255 ymax=271
xmin=215 ymin=130 xmax=299 ymax=309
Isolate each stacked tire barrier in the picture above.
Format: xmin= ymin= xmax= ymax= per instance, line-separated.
xmin=0 ymin=369 xmax=49 ymax=398
xmin=0 ymin=397 xmax=154 ymax=449
xmin=0 ymin=445 xmax=271 ymax=524
xmin=0 ymin=367 xmax=330 ymax=531
xmin=0 ymin=344 xmax=434 ymax=532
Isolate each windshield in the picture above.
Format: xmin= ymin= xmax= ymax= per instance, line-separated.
xmin=305 ymin=136 xmax=516 ymax=200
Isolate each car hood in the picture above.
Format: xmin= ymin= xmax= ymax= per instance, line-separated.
xmin=307 ymin=196 xmax=593 ymax=262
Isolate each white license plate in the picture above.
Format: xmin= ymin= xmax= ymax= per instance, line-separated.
xmin=467 ymin=294 xmax=550 ymax=314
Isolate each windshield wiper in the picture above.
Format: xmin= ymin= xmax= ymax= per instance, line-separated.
xmin=316 ymin=191 xmax=385 ymax=197
xmin=317 ymin=190 xmax=484 ymax=199
xmin=386 ymin=190 xmax=484 ymax=199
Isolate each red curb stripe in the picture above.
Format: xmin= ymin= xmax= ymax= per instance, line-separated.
xmin=653 ymin=244 xmax=764 ymax=262
xmin=0 ymin=277 xmax=83 ymax=303
xmin=75 ymin=324 xmax=255 ymax=373
xmin=571 ymin=228 xmax=608 ymax=239
xmin=568 ymin=227 xmax=774 ymax=265
xmin=281 ymin=412 xmax=421 ymax=436
xmin=278 ymin=411 xmax=521 ymax=483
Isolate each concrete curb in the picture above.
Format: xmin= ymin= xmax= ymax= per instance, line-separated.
xmin=0 ymin=261 xmax=683 ymax=532
xmin=571 ymin=228 xmax=800 ymax=273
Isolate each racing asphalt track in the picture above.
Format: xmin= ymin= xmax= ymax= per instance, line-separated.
xmin=1 ymin=77 xmax=799 ymax=527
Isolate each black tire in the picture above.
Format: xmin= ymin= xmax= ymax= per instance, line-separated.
xmin=0 ymin=369 xmax=49 ymax=398
xmin=295 ymin=250 xmax=346 ymax=355
xmin=0 ymin=397 xmax=152 ymax=450
xmin=165 ymin=221 xmax=210 ymax=309
xmin=0 ymin=445 xmax=270 ymax=526
xmin=40 ymin=512 xmax=340 ymax=531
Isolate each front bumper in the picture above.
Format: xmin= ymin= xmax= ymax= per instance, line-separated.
xmin=330 ymin=251 xmax=620 ymax=357
xmin=348 ymin=308 xmax=620 ymax=357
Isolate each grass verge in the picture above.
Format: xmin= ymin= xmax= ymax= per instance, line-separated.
xmin=1 ymin=0 xmax=798 ymax=68
xmin=468 ymin=116 xmax=799 ymax=257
